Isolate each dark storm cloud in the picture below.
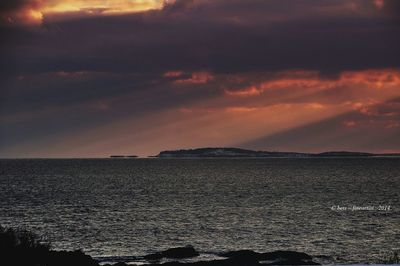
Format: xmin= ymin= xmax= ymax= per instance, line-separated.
xmin=3 ymin=0 xmax=400 ymax=76
xmin=382 ymin=0 xmax=400 ymax=16
xmin=0 ymin=0 xmax=37 ymax=12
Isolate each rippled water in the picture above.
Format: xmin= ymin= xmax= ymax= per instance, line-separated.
xmin=0 ymin=158 xmax=399 ymax=264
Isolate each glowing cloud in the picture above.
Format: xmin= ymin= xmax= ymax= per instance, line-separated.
xmin=1 ymin=0 xmax=164 ymax=25
xmin=225 ymin=69 xmax=400 ymax=97
xmin=42 ymin=0 xmax=163 ymax=14
xmin=373 ymin=0 xmax=385 ymax=9
xmin=225 ymin=86 xmax=261 ymax=97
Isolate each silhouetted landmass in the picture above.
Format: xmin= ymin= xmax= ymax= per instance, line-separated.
xmin=157 ymin=148 xmax=309 ymax=158
xmin=110 ymin=155 xmax=138 ymax=158
xmin=1 ymin=226 xmax=321 ymax=266
xmin=316 ymin=151 xmax=372 ymax=157
xmin=156 ymin=148 xmax=400 ymax=158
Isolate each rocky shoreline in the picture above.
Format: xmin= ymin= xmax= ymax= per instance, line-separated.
xmin=4 ymin=245 xmax=322 ymax=266
xmin=0 ymin=226 xmax=320 ymax=266
xmin=100 ymin=246 xmax=320 ymax=266
xmin=2 ymin=226 xmax=399 ymax=265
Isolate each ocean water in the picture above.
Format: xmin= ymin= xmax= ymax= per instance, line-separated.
xmin=0 ymin=158 xmax=399 ymax=264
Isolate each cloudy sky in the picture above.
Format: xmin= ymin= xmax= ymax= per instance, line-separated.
xmin=1 ymin=0 xmax=399 ymax=157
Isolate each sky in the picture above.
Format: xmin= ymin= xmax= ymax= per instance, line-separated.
xmin=0 ymin=0 xmax=399 ymax=158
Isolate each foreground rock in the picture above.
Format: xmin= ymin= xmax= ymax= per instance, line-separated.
xmin=1 ymin=226 xmax=319 ymax=266
xmin=6 ymin=247 xmax=320 ymax=266
xmin=144 ymin=245 xmax=200 ymax=260
xmin=220 ymin=250 xmax=315 ymax=264
xmin=115 ymin=247 xmax=319 ymax=266
xmin=4 ymin=249 xmax=99 ymax=266
xmin=46 ymin=250 xmax=99 ymax=266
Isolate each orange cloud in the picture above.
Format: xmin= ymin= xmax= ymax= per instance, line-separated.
xmin=340 ymin=69 xmax=400 ymax=89
xmin=225 ymin=71 xmax=331 ymax=97
xmin=307 ymin=103 xmax=325 ymax=110
xmin=350 ymin=101 xmax=380 ymax=116
xmin=225 ymin=69 xmax=400 ymax=97
xmin=373 ymin=0 xmax=385 ymax=9
xmin=225 ymin=107 xmax=259 ymax=113
xmin=163 ymin=71 xmax=184 ymax=78
xmin=224 ymin=86 xmax=261 ymax=97
xmin=343 ymin=120 xmax=357 ymax=127
xmin=174 ymin=71 xmax=214 ymax=85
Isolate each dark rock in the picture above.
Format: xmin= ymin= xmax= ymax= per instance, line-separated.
xmin=260 ymin=251 xmax=319 ymax=265
xmin=144 ymin=252 xmax=165 ymax=261
xmin=163 ymin=246 xmax=200 ymax=259
xmin=225 ymin=257 xmax=260 ymax=266
xmin=264 ymin=258 xmax=320 ymax=265
xmin=149 ymin=258 xmax=259 ymax=266
xmin=219 ymin=250 xmax=261 ymax=264
xmin=219 ymin=250 xmax=319 ymax=266
xmin=113 ymin=262 xmax=130 ymax=266
xmin=103 ymin=264 xmax=130 ymax=266
xmin=260 ymin=250 xmax=313 ymax=261
xmin=46 ymin=250 xmax=99 ymax=266
xmin=220 ymin=250 xmax=260 ymax=258
xmin=157 ymin=262 xmax=186 ymax=266
xmin=145 ymin=245 xmax=200 ymax=260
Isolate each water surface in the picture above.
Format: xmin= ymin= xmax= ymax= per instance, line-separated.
xmin=0 ymin=158 xmax=399 ymax=264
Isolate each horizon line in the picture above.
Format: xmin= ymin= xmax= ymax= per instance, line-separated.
xmin=1 ymin=147 xmax=400 ymax=160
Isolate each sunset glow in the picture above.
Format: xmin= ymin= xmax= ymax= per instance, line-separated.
xmin=1 ymin=0 xmax=164 ymax=25
xmin=41 ymin=0 xmax=163 ymax=14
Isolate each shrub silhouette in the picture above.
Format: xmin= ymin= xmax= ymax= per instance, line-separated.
xmin=0 ymin=225 xmax=50 ymax=265
xmin=0 ymin=225 xmax=98 ymax=266
xmin=0 ymin=225 xmax=50 ymax=250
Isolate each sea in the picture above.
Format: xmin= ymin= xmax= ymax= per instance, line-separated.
xmin=0 ymin=158 xmax=399 ymax=264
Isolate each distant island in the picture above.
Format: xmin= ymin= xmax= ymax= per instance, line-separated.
xmin=110 ymin=155 xmax=138 ymax=158
xmin=155 ymin=148 xmax=400 ymax=158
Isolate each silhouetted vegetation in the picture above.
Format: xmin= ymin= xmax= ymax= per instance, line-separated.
xmin=0 ymin=225 xmax=50 ymax=253
xmin=0 ymin=225 xmax=98 ymax=266
xmin=0 ymin=225 xmax=50 ymax=265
